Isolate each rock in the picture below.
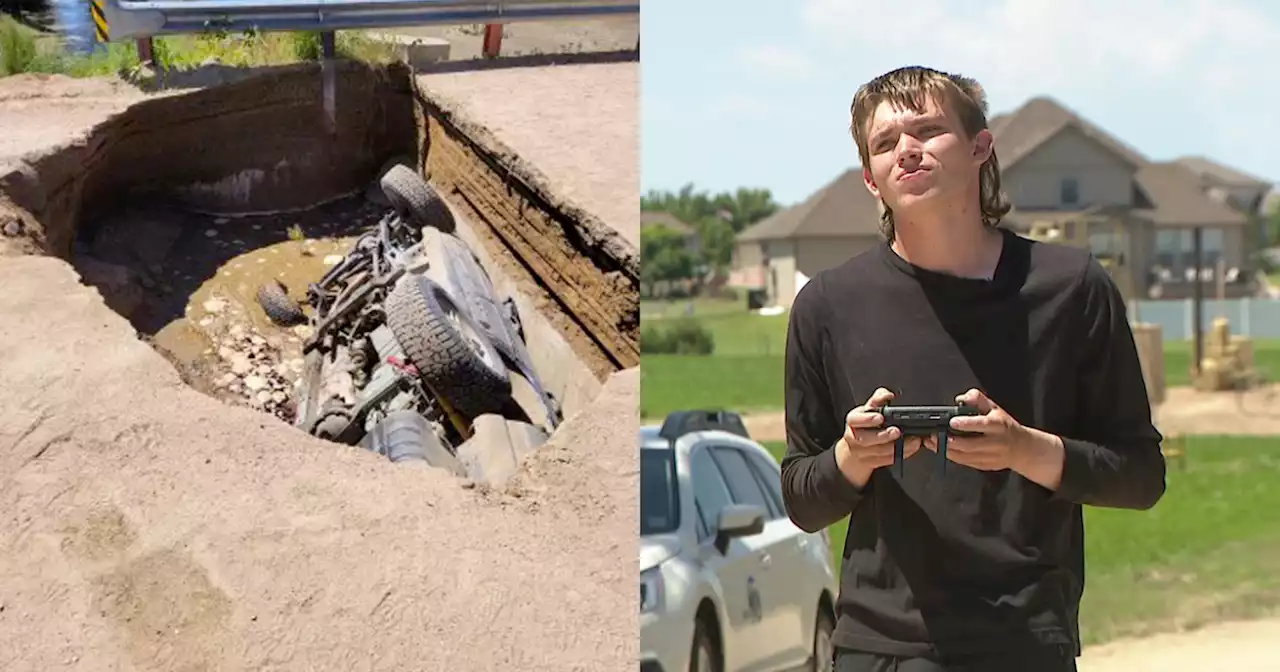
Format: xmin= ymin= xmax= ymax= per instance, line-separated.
xmin=205 ymin=229 xmax=218 ymax=238
xmin=230 ymin=354 xmax=252 ymax=376
xmin=73 ymin=255 xmax=144 ymax=318
xmin=203 ymin=298 xmax=225 ymax=313
xmin=293 ymin=325 xmax=314 ymax=340
xmin=243 ymin=375 xmax=268 ymax=392
xmin=218 ymin=346 xmax=236 ymax=360
xmin=256 ymin=390 xmax=273 ymax=405
xmin=228 ymin=382 xmax=242 ymax=394
xmin=1 ymin=215 xmax=24 ymax=237
xmin=217 ymin=373 xmax=238 ymax=388
xmin=323 ymin=254 xmax=344 ymax=266
xmin=250 ymin=335 xmax=266 ymax=347
xmin=288 ymin=358 xmax=304 ymax=373
xmin=271 ymin=391 xmax=287 ymax=404
xmin=229 ymin=324 xmax=246 ymax=340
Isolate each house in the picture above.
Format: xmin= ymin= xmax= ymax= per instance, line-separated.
xmin=733 ymin=96 xmax=1265 ymax=307
xmin=641 ymin=210 xmax=701 ymax=257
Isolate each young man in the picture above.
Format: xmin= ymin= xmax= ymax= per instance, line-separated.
xmin=780 ymin=66 xmax=1166 ymax=671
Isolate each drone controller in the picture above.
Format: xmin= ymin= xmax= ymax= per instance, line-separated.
xmin=877 ymin=404 xmax=982 ymax=477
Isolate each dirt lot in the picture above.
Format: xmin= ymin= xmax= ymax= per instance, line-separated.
xmin=1077 ymin=617 xmax=1280 ymax=672
xmin=395 ymin=17 xmax=639 ymax=61
xmin=0 ymin=42 xmax=638 ymax=672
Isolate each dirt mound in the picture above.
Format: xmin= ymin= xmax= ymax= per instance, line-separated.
xmin=0 ymin=255 xmax=636 ymax=670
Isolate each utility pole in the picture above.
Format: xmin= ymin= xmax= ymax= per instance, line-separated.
xmin=1191 ymin=226 xmax=1204 ymax=377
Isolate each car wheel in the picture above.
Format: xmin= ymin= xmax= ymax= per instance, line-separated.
xmin=256 ymin=279 xmax=307 ymax=327
xmin=379 ymin=164 xmax=456 ymax=233
xmin=383 ymin=275 xmax=511 ymax=425
xmin=812 ymin=609 xmax=835 ymax=672
xmin=689 ymin=619 xmax=719 ymax=672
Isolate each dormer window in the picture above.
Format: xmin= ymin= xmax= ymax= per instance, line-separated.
xmin=1060 ymin=178 xmax=1080 ymax=207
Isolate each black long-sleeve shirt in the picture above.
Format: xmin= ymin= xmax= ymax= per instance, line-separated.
xmin=781 ymin=229 xmax=1165 ymax=660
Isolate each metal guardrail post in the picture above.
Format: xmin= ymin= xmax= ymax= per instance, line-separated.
xmin=321 ymin=31 xmax=337 ymax=135
xmin=136 ymin=36 xmax=155 ymax=64
xmin=482 ymin=23 xmax=503 ymax=58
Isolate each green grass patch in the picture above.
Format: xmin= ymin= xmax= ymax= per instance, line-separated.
xmin=0 ymin=19 xmax=398 ymax=79
xmin=640 ymin=354 xmax=783 ymax=419
xmin=1164 ymin=338 xmax=1280 ymax=388
xmin=760 ymin=436 xmax=1280 ymax=646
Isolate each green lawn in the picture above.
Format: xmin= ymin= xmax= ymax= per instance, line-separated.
xmin=639 ymin=297 xmax=1280 ymax=417
xmin=760 ymin=436 xmax=1280 ymax=646
xmin=1164 ymin=338 xmax=1280 ymax=388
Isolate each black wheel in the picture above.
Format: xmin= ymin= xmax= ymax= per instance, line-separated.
xmin=256 ymin=279 xmax=307 ymax=326
xmin=811 ymin=609 xmax=835 ymax=672
xmin=379 ymin=164 xmax=456 ymax=233
xmin=689 ymin=618 xmax=720 ymax=672
xmin=384 ymin=276 xmax=510 ymax=424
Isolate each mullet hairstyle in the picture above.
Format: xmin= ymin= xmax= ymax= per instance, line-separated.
xmin=849 ymin=65 xmax=1012 ymax=241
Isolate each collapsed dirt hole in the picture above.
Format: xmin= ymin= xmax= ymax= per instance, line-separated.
xmin=1 ymin=59 xmax=625 ymax=478
xmin=75 ymin=196 xmax=387 ymax=424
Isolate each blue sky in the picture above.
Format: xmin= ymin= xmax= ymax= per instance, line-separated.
xmin=641 ymin=0 xmax=1280 ymax=206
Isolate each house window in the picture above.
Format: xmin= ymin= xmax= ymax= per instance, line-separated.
xmin=1155 ymin=228 xmax=1226 ymax=270
xmin=1060 ymin=178 xmax=1080 ymax=207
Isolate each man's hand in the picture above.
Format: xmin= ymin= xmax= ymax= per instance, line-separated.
xmin=923 ymin=388 xmax=1065 ymax=489
xmin=836 ymin=387 xmax=921 ymax=488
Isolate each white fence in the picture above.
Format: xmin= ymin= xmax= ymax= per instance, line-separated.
xmin=1128 ymin=298 xmax=1280 ymax=341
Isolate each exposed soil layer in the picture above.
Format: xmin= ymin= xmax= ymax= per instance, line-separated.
xmin=0 ymin=60 xmax=417 ymax=258
xmin=413 ymin=61 xmax=640 ymax=374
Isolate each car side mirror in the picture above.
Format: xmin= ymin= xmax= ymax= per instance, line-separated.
xmin=714 ymin=504 xmax=766 ymax=554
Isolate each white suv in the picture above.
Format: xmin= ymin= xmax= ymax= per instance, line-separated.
xmin=640 ymin=411 xmax=839 ymax=672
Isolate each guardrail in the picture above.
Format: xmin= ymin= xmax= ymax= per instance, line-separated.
xmin=92 ymin=0 xmax=636 ymax=42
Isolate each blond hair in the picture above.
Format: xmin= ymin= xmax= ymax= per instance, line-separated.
xmin=849 ymin=66 xmax=1011 ymax=241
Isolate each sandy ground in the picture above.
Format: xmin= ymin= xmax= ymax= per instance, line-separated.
xmin=417 ymin=62 xmax=640 ymax=249
xmin=0 ymin=74 xmax=149 ymax=168
xmin=0 ymin=35 xmax=640 ymax=670
xmin=395 ymin=17 xmax=639 ymax=61
xmin=1077 ymin=617 xmax=1280 ymax=671
xmin=0 ymin=256 xmax=638 ymax=671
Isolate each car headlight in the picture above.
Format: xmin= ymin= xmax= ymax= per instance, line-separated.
xmin=640 ymin=566 xmax=664 ymax=614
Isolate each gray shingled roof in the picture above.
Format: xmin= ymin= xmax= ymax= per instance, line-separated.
xmin=1134 ymin=162 xmax=1250 ymax=226
xmin=641 ymin=210 xmax=696 ymax=235
xmin=1173 ymin=156 xmax=1271 ymax=188
xmin=736 ymin=169 xmax=881 ymax=241
xmin=737 ymin=96 xmax=1250 ymax=242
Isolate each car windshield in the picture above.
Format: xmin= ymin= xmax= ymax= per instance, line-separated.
xmin=641 ymin=449 xmax=680 ymax=536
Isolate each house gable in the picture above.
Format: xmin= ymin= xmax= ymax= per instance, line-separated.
xmin=1001 ymin=125 xmax=1142 ymax=210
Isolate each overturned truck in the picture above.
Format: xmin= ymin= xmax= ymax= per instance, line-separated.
xmin=260 ymin=165 xmax=563 ymax=478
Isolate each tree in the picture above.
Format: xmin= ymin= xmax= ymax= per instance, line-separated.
xmin=641 ymin=225 xmax=695 ymax=296
xmin=642 ymin=183 xmax=782 ymax=274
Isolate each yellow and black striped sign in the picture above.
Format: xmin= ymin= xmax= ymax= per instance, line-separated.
xmin=90 ymin=0 xmax=109 ymax=43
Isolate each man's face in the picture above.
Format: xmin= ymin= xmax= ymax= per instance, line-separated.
xmin=861 ymin=95 xmax=992 ymax=219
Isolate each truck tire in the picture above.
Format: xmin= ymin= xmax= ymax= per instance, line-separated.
xmin=256 ymin=279 xmax=307 ymax=326
xmin=384 ymin=276 xmax=510 ymax=424
xmin=379 ymin=164 xmax=456 ymax=233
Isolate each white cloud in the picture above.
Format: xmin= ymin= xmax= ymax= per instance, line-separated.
xmin=796 ymin=0 xmax=1277 ymax=103
xmin=697 ymin=93 xmax=779 ymax=123
xmin=734 ymin=44 xmax=816 ymax=80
